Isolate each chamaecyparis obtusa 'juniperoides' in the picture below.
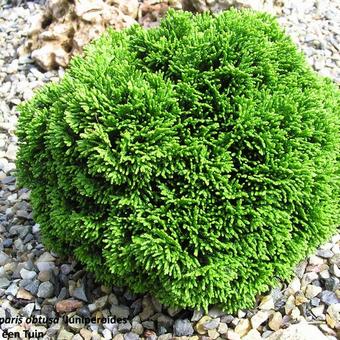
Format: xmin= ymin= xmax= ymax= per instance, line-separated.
xmin=16 ymin=9 xmax=339 ymax=312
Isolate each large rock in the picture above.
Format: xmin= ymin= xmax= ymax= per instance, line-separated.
xmin=23 ymin=0 xmax=182 ymax=70
xmin=183 ymin=0 xmax=283 ymax=14
xmin=56 ymin=299 xmax=83 ymax=313
xmin=267 ymin=323 xmax=328 ymax=340
xmin=24 ymin=0 xmax=137 ymax=70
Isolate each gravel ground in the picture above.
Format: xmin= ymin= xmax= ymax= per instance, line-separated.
xmin=0 ymin=1 xmax=339 ymax=339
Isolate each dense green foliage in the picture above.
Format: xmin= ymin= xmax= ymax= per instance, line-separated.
xmin=17 ymin=9 xmax=339 ymax=312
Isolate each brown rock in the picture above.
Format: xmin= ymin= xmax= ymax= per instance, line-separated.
xmin=27 ymin=11 xmax=45 ymax=35
xmin=119 ymin=0 xmax=139 ymax=18
xmin=144 ymin=329 xmax=156 ymax=337
xmin=24 ymin=0 xmax=138 ymax=70
xmin=138 ymin=0 xmax=173 ymax=28
xmin=56 ymin=299 xmax=83 ymax=313
xmin=31 ymin=44 xmax=69 ymax=70
xmin=208 ymin=329 xmax=219 ymax=339
xmin=326 ymin=313 xmax=336 ymax=328
xmin=47 ymin=0 xmax=71 ymax=19
xmin=16 ymin=288 xmax=33 ymax=300
xmin=234 ymin=318 xmax=251 ymax=337
xmin=194 ymin=316 xmax=211 ymax=334
xmin=294 ymin=292 xmax=308 ymax=306
xmin=80 ymin=328 xmax=92 ymax=340
xmin=268 ymin=312 xmax=283 ymax=331
xmin=75 ymin=0 xmax=104 ymax=23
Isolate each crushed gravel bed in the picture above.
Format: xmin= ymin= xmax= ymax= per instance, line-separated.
xmin=0 ymin=1 xmax=339 ymax=339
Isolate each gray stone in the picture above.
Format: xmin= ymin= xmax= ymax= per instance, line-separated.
xmin=167 ymin=306 xmax=181 ymax=317
xmin=330 ymin=264 xmax=340 ymax=277
xmin=25 ymin=280 xmax=40 ymax=295
xmin=0 ymin=267 xmax=6 ymax=278
xmin=32 ymin=224 xmax=40 ymax=233
xmin=204 ymin=318 xmax=220 ymax=330
xmin=5 ymin=283 xmax=18 ymax=296
xmin=21 ymin=303 xmax=35 ymax=317
xmin=57 ymin=328 xmax=74 ymax=340
xmin=317 ymin=249 xmax=333 ymax=258
xmin=72 ymin=286 xmax=88 ymax=302
xmin=151 ymin=296 xmax=162 ymax=313
xmin=14 ymin=239 xmax=25 ymax=252
xmin=142 ymin=320 xmax=154 ymax=330
xmin=23 ymin=233 xmax=34 ymax=244
xmin=1 ymin=176 xmax=15 ymax=185
xmin=88 ymin=295 xmax=107 ymax=312
xmin=38 ymin=271 xmax=53 ymax=282
xmin=319 ymin=290 xmax=339 ymax=305
xmin=16 ymin=210 xmax=29 ymax=219
xmin=124 ymin=333 xmax=139 ymax=340
xmin=37 ymin=281 xmax=54 ymax=298
xmin=0 ymin=277 xmax=10 ymax=289
xmin=36 ymin=252 xmax=56 ymax=263
xmin=131 ymin=321 xmax=143 ymax=335
xmin=220 ymin=315 xmax=234 ymax=323
xmin=2 ymin=239 xmax=13 ymax=248
xmin=118 ymin=321 xmax=132 ymax=333
xmin=330 ymin=254 xmax=340 ymax=266
xmin=36 ymin=262 xmax=55 ymax=272
xmin=111 ymin=305 xmax=130 ymax=319
xmin=0 ymin=251 xmax=10 ymax=266
xmin=208 ymin=306 xmax=225 ymax=318
xmin=108 ymin=293 xmax=119 ymax=305
xmin=102 ymin=329 xmax=112 ymax=339
xmin=324 ymin=277 xmax=339 ymax=291
xmin=58 ymin=287 xmax=68 ymax=300
xmin=173 ymin=319 xmax=194 ymax=336
xmin=72 ymin=334 xmax=83 ymax=340
xmin=20 ymin=268 xmax=37 ymax=280
xmin=60 ymin=264 xmax=72 ymax=275
xmin=191 ymin=309 xmax=204 ymax=321
xmin=140 ymin=296 xmax=155 ymax=320
xmin=295 ymin=261 xmax=308 ymax=278
xmin=310 ymin=297 xmax=320 ymax=307
xmin=157 ymin=314 xmax=174 ymax=330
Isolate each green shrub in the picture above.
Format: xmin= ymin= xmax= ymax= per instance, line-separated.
xmin=17 ymin=9 xmax=339 ymax=312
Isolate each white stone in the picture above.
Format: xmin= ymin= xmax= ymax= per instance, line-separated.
xmin=251 ymin=310 xmax=269 ymax=329
xmin=305 ymin=284 xmax=322 ymax=299
xmin=320 ymin=270 xmax=330 ymax=279
xmin=242 ymin=329 xmax=262 ymax=340
xmin=309 ymin=255 xmax=323 ymax=266
xmin=311 ymin=305 xmax=324 ymax=317
xmin=20 ymin=268 xmax=37 ymax=280
xmin=267 ymin=322 xmax=328 ymax=340
xmin=288 ymin=277 xmax=301 ymax=293
xmin=259 ymin=295 xmax=275 ymax=310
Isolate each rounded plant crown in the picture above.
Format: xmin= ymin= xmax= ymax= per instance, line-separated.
xmin=17 ymin=9 xmax=339 ymax=312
